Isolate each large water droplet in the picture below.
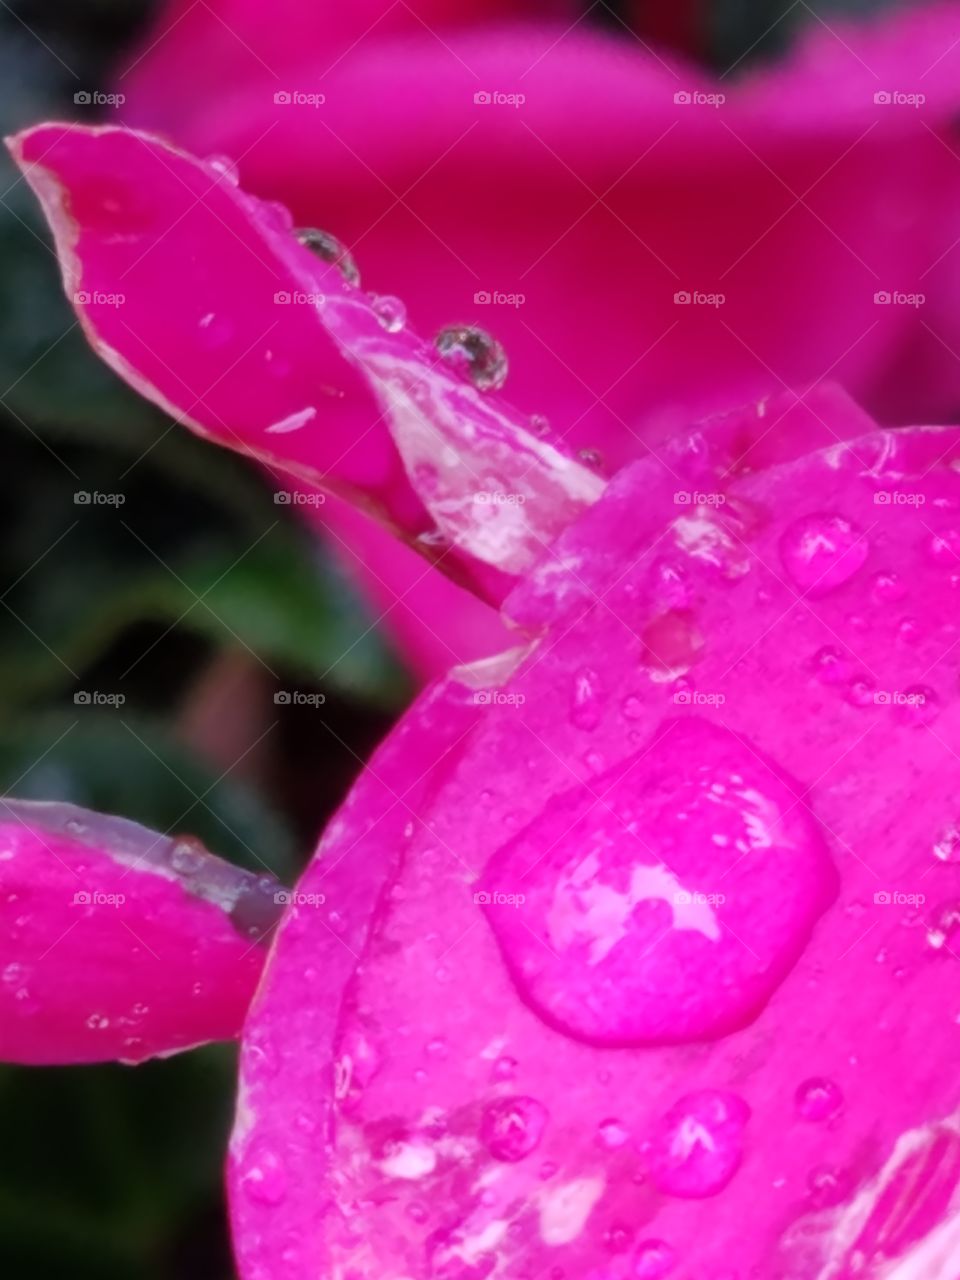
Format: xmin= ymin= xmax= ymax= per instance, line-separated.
xmin=926 ymin=529 xmax=960 ymax=566
xmin=294 ymin=227 xmax=360 ymax=286
xmin=481 ymin=718 xmax=836 ymax=1046
xmin=647 ymin=1090 xmax=750 ymax=1198
xmin=926 ymin=901 xmax=960 ymax=952
xmin=779 ymin=514 xmax=868 ymax=595
xmin=795 ymin=1077 xmax=843 ymax=1122
xmin=370 ymin=293 xmax=407 ymax=332
xmin=479 ymin=1095 xmax=548 ymax=1162
xmin=435 ymin=325 xmax=508 ymax=392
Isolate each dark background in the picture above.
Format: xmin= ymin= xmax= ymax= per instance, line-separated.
xmin=0 ymin=1 xmax=908 ymax=1276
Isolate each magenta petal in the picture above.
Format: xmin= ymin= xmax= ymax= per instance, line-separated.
xmin=0 ymin=800 xmax=279 ymax=1064
xmin=10 ymin=122 xmax=601 ymax=592
xmin=229 ymin=399 xmax=960 ymax=1277
xmin=228 ymin=657 xmax=497 ymax=1269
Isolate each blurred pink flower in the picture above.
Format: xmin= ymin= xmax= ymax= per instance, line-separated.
xmin=116 ymin=0 xmax=960 ymax=675
xmin=12 ymin=118 xmax=960 ymax=1277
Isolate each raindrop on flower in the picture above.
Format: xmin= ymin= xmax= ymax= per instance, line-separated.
xmin=632 ymin=1239 xmax=676 ymax=1278
xmin=294 ymin=226 xmax=360 ymax=286
xmin=169 ymin=836 xmax=205 ymax=875
xmin=647 ymin=1090 xmax=750 ymax=1198
xmin=596 ymin=1118 xmax=630 ymax=1149
xmin=434 ymin=324 xmax=508 ymax=392
xmin=205 ymin=153 xmax=239 ymax=185
xmin=926 ymin=901 xmax=960 ymax=952
xmin=779 ymin=513 xmax=869 ymax=594
xmin=577 ymin=447 xmax=604 ymax=471
xmin=570 ymin=667 xmax=603 ymax=731
xmin=933 ymin=822 xmax=960 ymax=863
xmin=530 ymin=413 xmax=550 ymax=436
xmin=479 ymin=1095 xmax=548 ymax=1161
xmin=795 ymin=1076 xmax=843 ymax=1122
xmin=370 ymin=293 xmax=406 ymax=332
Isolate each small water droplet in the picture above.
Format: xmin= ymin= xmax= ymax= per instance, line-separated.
xmin=294 ymin=227 xmax=360 ymax=286
xmin=85 ymin=1013 xmax=110 ymax=1030
xmin=898 ymin=616 xmax=922 ymax=644
xmin=871 ymin=570 xmax=906 ymax=603
xmin=479 ymin=1095 xmax=548 ymax=1161
xmin=795 ymin=1076 xmax=843 ymax=1122
xmin=641 ymin=609 xmax=704 ymax=675
xmin=530 ymin=413 xmax=550 ymax=436
xmin=845 ymin=678 xmax=876 ymax=708
xmin=370 ymin=293 xmax=406 ymax=332
xmin=895 ymin=684 xmax=940 ymax=727
xmin=779 ymin=514 xmax=869 ymax=595
xmin=647 ymin=1090 xmax=750 ymax=1198
xmin=933 ymin=822 xmax=960 ymax=863
xmin=435 ymin=325 xmax=508 ymax=392
xmin=571 ymin=667 xmax=603 ymax=731
xmin=170 ymin=837 xmax=206 ymax=875
xmin=926 ymin=529 xmax=960 ymax=566
xmin=242 ymin=1152 xmax=288 ymax=1206
xmin=621 ymin=694 xmax=645 ymax=720
xmin=577 ymin=447 xmax=604 ymax=471
xmin=206 ymin=154 xmax=239 ymax=184
xmin=926 ymin=901 xmax=960 ymax=952
xmin=597 ymin=1118 xmax=630 ymax=1149
xmin=632 ymin=1239 xmax=676 ymax=1278
xmin=491 ymin=1054 xmax=518 ymax=1082
xmin=810 ymin=646 xmax=852 ymax=685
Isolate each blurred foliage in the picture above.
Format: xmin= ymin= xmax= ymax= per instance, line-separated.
xmin=0 ymin=0 xmax=920 ymax=1277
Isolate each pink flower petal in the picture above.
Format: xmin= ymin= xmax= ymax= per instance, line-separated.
xmin=228 ymin=656 xmax=500 ymax=1261
xmin=0 ymin=799 xmax=280 ymax=1064
xmin=119 ymin=4 xmax=960 ymax=673
xmin=9 ymin=122 xmax=601 ymax=595
xmin=227 ymin=395 xmax=960 ymax=1277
